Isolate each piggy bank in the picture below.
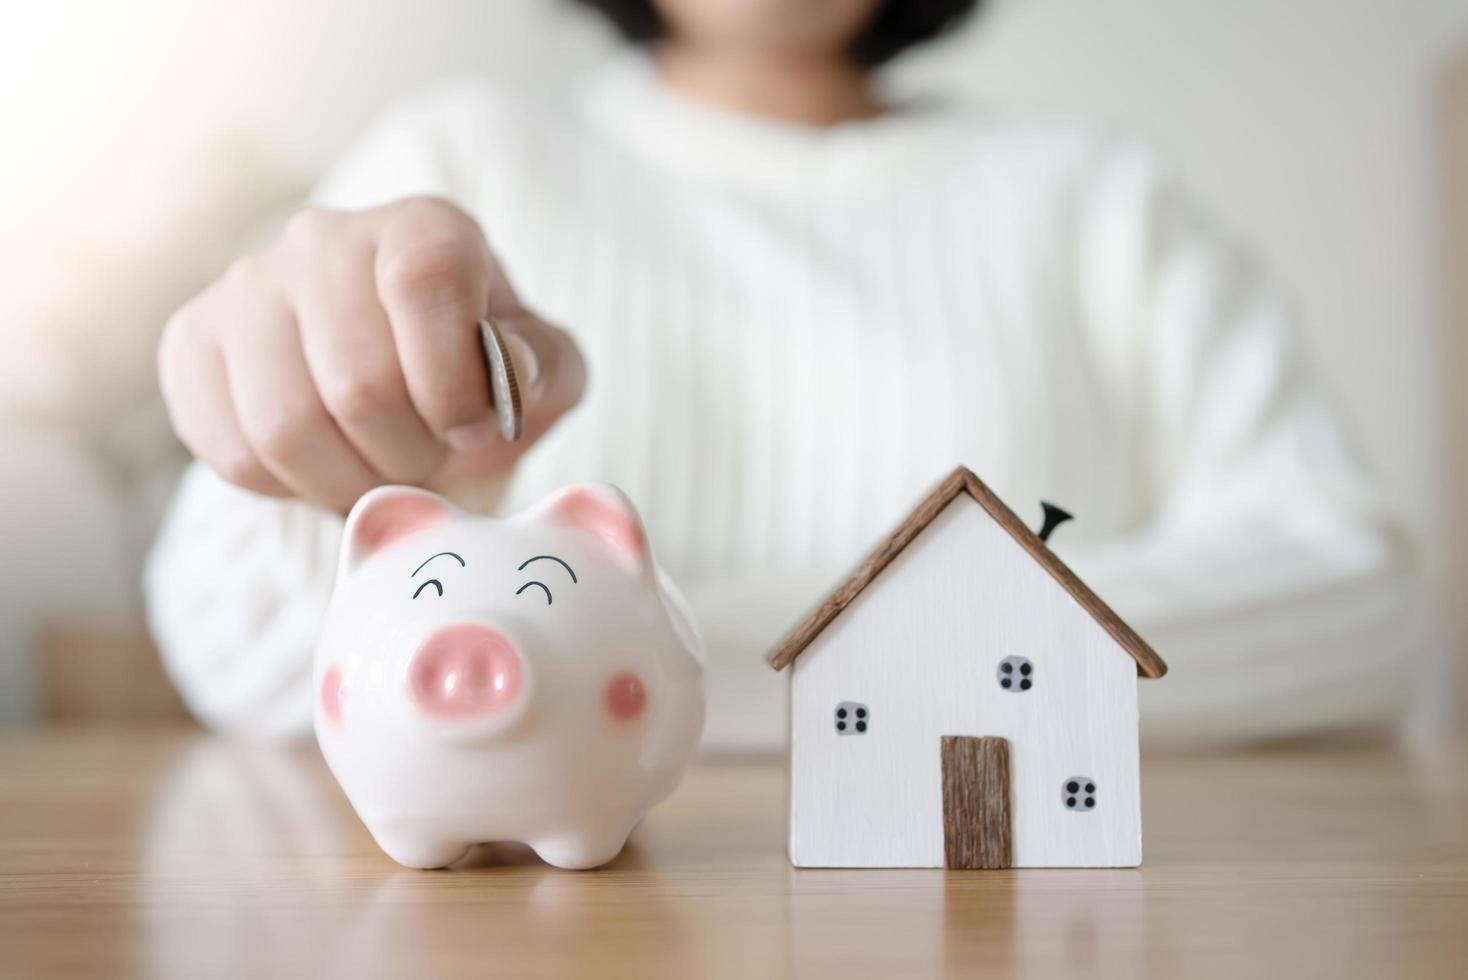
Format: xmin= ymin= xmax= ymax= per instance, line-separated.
xmin=313 ymin=482 xmax=705 ymax=870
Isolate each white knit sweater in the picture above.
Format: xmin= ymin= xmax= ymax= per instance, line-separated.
xmin=145 ymin=54 xmax=1420 ymax=746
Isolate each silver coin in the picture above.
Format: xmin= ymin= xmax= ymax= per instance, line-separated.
xmin=478 ymin=318 xmax=524 ymax=442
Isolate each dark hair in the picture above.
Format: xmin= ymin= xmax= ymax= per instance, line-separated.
xmin=570 ymin=0 xmax=980 ymax=67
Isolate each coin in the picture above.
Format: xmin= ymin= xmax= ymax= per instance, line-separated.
xmin=478 ymin=318 xmax=524 ymax=442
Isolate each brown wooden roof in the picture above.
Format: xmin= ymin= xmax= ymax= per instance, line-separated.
xmin=765 ymin=466 xmax=1168 ymax=679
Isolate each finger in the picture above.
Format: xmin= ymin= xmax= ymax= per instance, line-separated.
xmin=294 ymin=236 xmax=448 ymax=484
xmin=503 ymin=312 xmax=587 ymax=418
xmin=218 ymin=288 xmax=381 ymax=513
xmin=373 ymin=199 xmax=512 ymax=437
xmin=159 ymin=299 xmax=290 ymax=498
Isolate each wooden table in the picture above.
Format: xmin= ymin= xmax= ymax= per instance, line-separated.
xmin=1 ymin=729 xmax=1464 ymax=978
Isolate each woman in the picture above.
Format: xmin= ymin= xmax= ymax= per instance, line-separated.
xmin=146 ymin=0 xmax=1418 ymax=744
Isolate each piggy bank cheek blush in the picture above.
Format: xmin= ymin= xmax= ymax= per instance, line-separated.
xmin=320 ymin=665 xmax=345 ymax=724
xmin=604 ymin=672 xmax=647 ymax=723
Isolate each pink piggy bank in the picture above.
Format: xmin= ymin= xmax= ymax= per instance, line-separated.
xmin=313 ymin=482 xmax=705 ymax=870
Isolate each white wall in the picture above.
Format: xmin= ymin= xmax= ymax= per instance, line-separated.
xmin=2 ymin=0 xmax=1463 ymax=725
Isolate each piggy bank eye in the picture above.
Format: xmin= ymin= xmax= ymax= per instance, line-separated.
xmin=410 ymin=551 xmax=463 ymax=599
xmin=516 ymin=581 xmax=552 ymax=605
xmin=513 ymin=554 xmax=576 ymax=606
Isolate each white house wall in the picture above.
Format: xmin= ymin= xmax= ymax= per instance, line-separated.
xmin=789 ymin=497 xmax=1141 ymax=868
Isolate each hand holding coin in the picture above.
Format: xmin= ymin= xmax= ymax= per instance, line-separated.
xmin=159 ymin=197 xmax=586 ymax=514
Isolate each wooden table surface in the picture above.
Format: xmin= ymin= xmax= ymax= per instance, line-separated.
xmin=1 ymin=729 xmax=1464 ymax=979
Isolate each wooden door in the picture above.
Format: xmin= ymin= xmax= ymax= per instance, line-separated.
xmin=940 ymin=735 xmax=1012 ymax=869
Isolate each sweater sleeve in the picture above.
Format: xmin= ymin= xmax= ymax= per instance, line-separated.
xmin=144 ymin=464 xmax=341 ymax=738
xmin=144 ymin=97 xmax=455 ymax=739
xmin=1062 ymin=144 xmax=1424 ymax=739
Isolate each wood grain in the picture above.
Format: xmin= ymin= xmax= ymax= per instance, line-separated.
xmin=766 ymin=465 xmax=1166 ymax=679
xmin=941 ymin=735 xmax=1012 ymax=869
xmin=1 ymin=728 xmax=1467 ymax=978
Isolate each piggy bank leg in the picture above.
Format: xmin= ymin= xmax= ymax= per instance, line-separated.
xmin=530 ymin=823 xmax=634 ymax=871
xmin=370 ymin=826 xmax=472 ymax=870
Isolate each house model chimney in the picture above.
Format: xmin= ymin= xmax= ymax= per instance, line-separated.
xmin=1037 ymin=502 xmax=1073 ymax=543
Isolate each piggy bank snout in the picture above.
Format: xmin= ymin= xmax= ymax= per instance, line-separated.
xmin=408 ymin=624 xmax=526 ymax=719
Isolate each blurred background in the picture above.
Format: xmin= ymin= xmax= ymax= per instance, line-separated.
xmin=1 ymin=0 xmax=1465 ymax=734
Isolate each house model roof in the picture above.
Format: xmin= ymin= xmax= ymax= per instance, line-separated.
xmin=765 ymin=466 xmax=1168 ymax=679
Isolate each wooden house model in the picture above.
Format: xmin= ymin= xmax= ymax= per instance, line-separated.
xmin=766 ymin=466 xmax=1167 ymax=869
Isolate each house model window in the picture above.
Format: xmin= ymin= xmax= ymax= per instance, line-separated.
xmin=1063 ymin=777 xmax=1096 ymax=811
xmin=835 ymin=702 xmax=869 ymax=735
xmin=997 ymin=656 xmax=1034 ymax=692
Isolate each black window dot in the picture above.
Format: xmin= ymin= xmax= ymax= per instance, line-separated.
xmin=835 ymin=702 xmax=867 ymax=734
xmin=998 ymin=656 xmax=1034 ymax=692
xmin=1063 ymin=775 xmax=1096 ymax=811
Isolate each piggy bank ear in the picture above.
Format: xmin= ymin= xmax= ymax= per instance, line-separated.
xmin=339 ymin=485 xmax=453 ymax=579
xmin=542 ymin=483 xmax=649 ymax=575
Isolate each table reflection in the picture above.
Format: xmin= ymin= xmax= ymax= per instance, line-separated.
xmin=133 ymin=737 xmax=696 ymax=978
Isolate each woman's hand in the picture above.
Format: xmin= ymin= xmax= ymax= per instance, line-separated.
xmin=159 ymin=197 xmax=585 ymax=513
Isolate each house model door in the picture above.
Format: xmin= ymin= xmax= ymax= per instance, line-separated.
xmin=940 ymin=735 xmax=1013 ymax=869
